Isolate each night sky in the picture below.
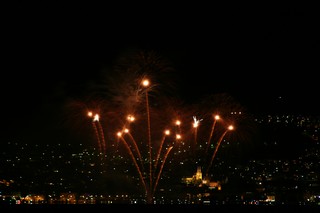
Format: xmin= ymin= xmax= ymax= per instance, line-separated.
xmin=1 ymin=5 xmax=318 ymax=146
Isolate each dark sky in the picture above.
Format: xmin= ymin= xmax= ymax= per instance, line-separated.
xmin=1 ymin=5 xmax=318 ymax=146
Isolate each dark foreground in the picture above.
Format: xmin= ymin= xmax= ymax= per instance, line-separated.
xmin=1 ymin=204 xmax=320 ymax=213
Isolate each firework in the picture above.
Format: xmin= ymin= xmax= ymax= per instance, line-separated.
xmin=192 ymin=116 xmax=203 ymax=146
xmin=205 ymin=114 xmax=220 ymax=154
xmin=205 ymin=125 xmax=234 ymax=177
xmin=117 ymin=132 xmax=148 ymax=194
xmin=154 ymin=129 xmax=170 ymax=173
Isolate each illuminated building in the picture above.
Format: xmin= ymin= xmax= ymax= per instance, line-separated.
xmin=181 ymin=166 xmax=221 ymax=190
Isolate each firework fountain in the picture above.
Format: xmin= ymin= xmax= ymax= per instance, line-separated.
xmin=76 ymin=50 xmax=242 ymax=204
xmin=83 ymin=81 xmax=237 ymax=204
